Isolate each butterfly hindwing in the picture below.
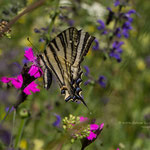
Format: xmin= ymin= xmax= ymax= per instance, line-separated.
xmin=39 ymin=27 xmax=95 ymax=105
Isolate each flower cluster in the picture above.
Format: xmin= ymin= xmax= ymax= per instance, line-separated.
xmin=84 ymin=66 xmax=107 ymax=88
xmin=62 ymin=114 xmax=104 ymax=143
xmin=0 ymin=48 xmax=42 ymax=96
xmin=93 ymin=0 xmax=136 ymax=62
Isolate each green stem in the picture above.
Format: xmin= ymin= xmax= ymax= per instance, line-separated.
xmin=14 ymin=118 xmax=27 ymax=149
xmin=0 ymin=0 xmax=46 ymax=37
xmin=46 ymin=0 xmax=60 ymax=42
xmin=9 ymin=109 xmax=16 ymax=148
xmin=0 ymin=106 xmax=13 ymax=124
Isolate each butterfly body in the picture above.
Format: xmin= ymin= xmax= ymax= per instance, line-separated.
xmin=39 ymin=27 xmax=95 ymax=105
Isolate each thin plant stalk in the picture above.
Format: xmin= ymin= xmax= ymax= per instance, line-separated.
xmin=14 ymin=118 xmax=27 ymax=149
xmin=46 ymin=0 xmax=60 ymax=42
xmin=9 ymin=109 xmax=16 ymax=148
xmin=0 ymin=106 xmax=13 ymax=124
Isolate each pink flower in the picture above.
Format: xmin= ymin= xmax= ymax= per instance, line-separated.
xmin=90 ymin=124 xmax=99 ymax=130
xmin=100 ymin=123 xmax=104 ymax=130
xmin=24 ymin=47 xmax=36 ymax=62
xmin=87 ymin=123 xmax=104 ymax=141
xmin=11 ymin=74 xmax=23 ymax=89
xmin=23 ymin=81 xmax=40 ymax=95
xmin=1 ymin=74 xmax=23 ymax=89
xmin=1 ymin=77 xmax=12 ymax=83
xmin=116 ymin=148 xmax=120 ymax=150
xmin=80 ymin=116 xmax=88 ymax=122
xmin=79 ymin=116 xmax=104 ymax=141
xmin=28 ymin=65 xmax=43 ymax=78
xmin=24 ymin=47 xmax=42 ymax=78
xmin=87 ymin=131 xmax=97 ymax=140
xmin=1 ymin=74 xmax=40 ymax=95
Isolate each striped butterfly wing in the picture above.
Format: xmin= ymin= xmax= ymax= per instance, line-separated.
xmin=39 ymin=27 xmax=95 ymax=105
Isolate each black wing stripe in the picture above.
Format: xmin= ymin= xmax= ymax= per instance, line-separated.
xmin=51 ymin=39 xmax=60 ymax=51
xmin=48 ymin=43 xmax=64 ymax=83
xmin=58 ymin=32 xmax=70 ymax=77
xmin=83 ymin=36 xmax=95 ymax=56
xmin=63 ymin=30 xmax=68 ymax=47
xmin=58 ymin=33 xmax=67 ymax=59
xmin=80 ymin=32 xmax=90 ymax=56
xmin=43 ymin=50 xmax=64 ymax=87
xmin=43 ymin=68 xmax=53 ymax=89
xmin=72 ymin=31 xmax=86 ymax=67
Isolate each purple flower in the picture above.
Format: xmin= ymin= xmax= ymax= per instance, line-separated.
xmin=123 ymin=10 xmax=136 ymax=23
xmin=115 ymin=27 xmax=122 ymax=38
xmin=109 ymin=41 xmax=124 ymax=62
xmin=5 ymin=106 xmax=14 ymax=113
xmin=34 ymin=28 xmax=41 ymax=33
xmin=84 ymin=66 xmax=90 ymax=77
xmin=112 ymin=41 xmax=124 ymax=50
xmin=114 ymin=0 xmax=120 ymax=7
xmin=68 ymin=20 xmax=75 ymax=26
xmin=92 ymin=39 xmax=99 ymax=50
xmin=39 ymin=38 xmax=45 ymax=42
xmin=84 ymin=79 xmax=91 ymax=86
xmin=97 ymin=20 xmax=105 ymax=30
xmin=53 ymin=114 xmax=61 ymax=127
xmin=122 ymin=21 xmax=132 ymax=38
xmin=98 ymin=76 xmax=107 ymax=88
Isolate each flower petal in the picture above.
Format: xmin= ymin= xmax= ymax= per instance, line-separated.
xmin=90 ymin=124 xmax=99 ymax=130
xmin=100 ymin=123 xmax=104 ymax=130
xmin=23 ymin=81 xmax=40 ymax=95
xmin=87 ymin=131 xmax=97 ymax=140
xmin=24 ymin=47 xmax=36 ymax=62
xmin=1 ymin=77 xmax=12 ymax=83
xmin=80 ymin=116 xmax=88 ymax=122
xmin=28 ymin=65 xmax=43 ymax=78
xmin=84 ymin=66 xmax=90 ymax=76
xmin=11 ymin=74 xmax=23 ymax=89
xmin=53 ymin=114 xmax=61 ymax=127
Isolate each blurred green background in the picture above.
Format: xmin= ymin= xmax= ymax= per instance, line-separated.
xmin=0 ymin=0 xmax=150 ymax=150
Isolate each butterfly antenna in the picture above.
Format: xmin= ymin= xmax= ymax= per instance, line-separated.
xmin=27 ymin=37 xmax=39 ymax=53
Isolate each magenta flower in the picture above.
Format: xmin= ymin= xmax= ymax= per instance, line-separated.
xmin=87 ymin=123 xmax=104 ymax=140
xmin=23 ymin=81 xmax=40 ymax=95
xmin=1 ymin=74 xmax=23 ymax=89
xmin=24 ymin=47 xmax=36 ymax=62
xmin=28 ymin=65 xmax=42 ymax=78
xmin=1 ymin=74 xmax=40 ymax=95
xmin=79 ymin=116 xmax=104 ymax=141
xmin=80 ymin=116 xmax=88 ymax=122
xmin=24 ymin=47 xmax=43 ymax=78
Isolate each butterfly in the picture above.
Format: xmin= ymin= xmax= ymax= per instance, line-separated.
xmin=38 ymin=27 xmax=95 ymax=106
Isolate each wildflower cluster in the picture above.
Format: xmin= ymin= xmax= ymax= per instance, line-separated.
xmin=0 ymin=47 xmax=42 ymax=108
xmin=0 ymin=20 xmax=11 ymax=38
xmin=93 ymin=0 xmax=136 ymax=62
xmin=62 ymin=115 xmax=104 ymax=143
xmin=84 ymin=66 xmax=107 ymax=88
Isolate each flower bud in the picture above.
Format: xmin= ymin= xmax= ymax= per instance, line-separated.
xmin=19 ymin=108 xmax=29 ymax=118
